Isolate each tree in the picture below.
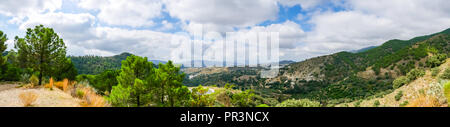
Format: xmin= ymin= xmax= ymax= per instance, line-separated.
xmin=53 ymin=58 xmax=77 ymax=81
xmin=426 ymin=54 xmax=447 ymax=68
xmin=0 ymin=30 xmax=7 ymax=66
xmin=14 ymin=25 xmax=67 ymax=85
xmin=115 ymin=55 xmax=154 ymax=107
xmin=231 ymin=89 xmax=255 ymax=107
xmin=190 ymin=85 xmax=215 ymax=107
xmin=95 ymin=70 xmax=120 ymax=93
xmin=406 ymin=68 xmax=425 ymax=81
xmin=108 ymin=84 xmax=132 ymax=107
xmin=152 ymin=61 xmax=187 ymax=107
xmin=393 ymin=76 xmax=409 ymax=89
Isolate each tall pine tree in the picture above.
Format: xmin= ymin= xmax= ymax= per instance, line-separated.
xmin=14 ymin=25 xmax=67 ymax=85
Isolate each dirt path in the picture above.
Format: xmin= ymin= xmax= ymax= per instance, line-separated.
xmin=0 ymin=84 xmax=18 ymax=92
xmin=0 ymin=85 xmax=81 ymax=107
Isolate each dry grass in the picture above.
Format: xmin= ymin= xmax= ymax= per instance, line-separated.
xmin=406 ymin=94 xmax=441 ymax=107
xmin=44 ymin=77 xmax=54 ymax=89
xmin=18 ymin=91 xmax=38 ymax=107
xmin=75 ymin=85 xmax=109 ymax=107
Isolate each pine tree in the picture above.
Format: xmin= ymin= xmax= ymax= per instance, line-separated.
xmin=115 ymin=55 xmax=154 ymax=107
xmin=0 ymin=30 xmax=7 ymax=66
xmin=14 ymin=25 xmax=67 ymax=85
xmin=153 ymin=61 xmax=188 ymax=107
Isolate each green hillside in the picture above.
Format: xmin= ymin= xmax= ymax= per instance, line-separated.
xmin=70 ymin=52 xmax=132 ymax=74
xmin=279 ymin=29 xmax=450 ymax=104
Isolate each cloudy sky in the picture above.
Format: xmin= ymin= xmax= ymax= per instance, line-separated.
xmin=1 ymin=0 xmax=449 ymax=62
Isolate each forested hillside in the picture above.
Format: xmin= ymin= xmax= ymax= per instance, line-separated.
xmin=70 ymin=52 xmax=132 ymax=75
xmin=269 ymin=28 xmax=450 ymax=104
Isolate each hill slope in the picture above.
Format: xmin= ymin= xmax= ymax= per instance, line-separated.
xmin=70 ymin=52 xmax=166 ymax=75
xmin=265 ymin=28 xmax=449 ymax=103
xmin=338 ymin=59 xmax=450 ymax=107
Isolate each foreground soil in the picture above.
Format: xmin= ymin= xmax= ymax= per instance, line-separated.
xmin=0 ymin=84 xmax=80 ymax=107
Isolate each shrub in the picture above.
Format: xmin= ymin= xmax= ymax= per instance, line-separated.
xmin=426 ymin=54 xmax=447 ymax=68
xmin=406 ymin=69 xmax=425 ymax=81
xmin=256 ymin=104 xmax=269 ymax=107
xmin=441 ymin=68 xmax=450 ymax=79
xmin=190 ymin=85 xmax=216 ymax=107
xmin=431 ymin=67 xmax=440 ymax=77
xmin=231 ymin=89 xmax=255 ymax=107
xmin=276 ymin=99 xmax=321 ymax=107
xmin=76 ymin=89 xmax=85 ymax=98
xmin=354 ymin=100 xmax=362 ymax=107
xmin=29 ymin=75 xmax=39 ymax=86
xmin=444 ymin=82 xmax=450 ymax=104
xmin=20 ymin=73 xmax=30 ymax=83
xmin=18 ymin=91 xmax=38 ymax=107
xmin=395 ymin=91 xmax=403 ymax=101
xmin=400 ymin=101 xmax=409 ymax=107
xmin=393 ymin=76 xmax=410 ymax=89
xmin=373 ymin=100 xmax=380 ymax=107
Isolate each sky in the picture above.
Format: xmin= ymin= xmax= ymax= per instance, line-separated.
xmin=1 ymin=0 xmax=450 ymax=62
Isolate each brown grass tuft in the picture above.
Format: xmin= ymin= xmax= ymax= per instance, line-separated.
xmin=75 ymin=85 xmax=109 ymax=107
xmin=63 ymin=79 xmax=68 ymax=92
xmin=44 ymin=77 xmax=54 ymax=89
xmin=406 ymin=94 xmax=441 ymax=107
xmin=18 ymin=91 xmax=38 ymax=107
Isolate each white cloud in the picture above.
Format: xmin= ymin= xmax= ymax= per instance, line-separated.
xmin=78 ymin=0 xmax=162 ymax=27
xmin=277 ymin=0 xmax=324 ymax=9
xmin=164 ymin=0 xmax=278 ymax=27
xmin=0 ymin=0 xmax=62 ymax=24
xmin=242 ymin=20 xmax=305 ymax=49
xmin=284 ymin=0 xmax=450 ymax=61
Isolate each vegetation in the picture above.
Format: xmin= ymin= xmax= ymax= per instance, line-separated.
xmin=190 ymin=85 xmax=215 ymax=107
xmin=406 ymin=69 xmax=425 ymax=81
xmin=395 ymin=91 xmax=403 ymax=101
xmin=431 ymin=67 xmax=440 ymax=77
xmin=18 ymin=91 xmax=38 ymax=107
xmin=444 ymin=82 xmax=450 ymax=104
xmin=276 ymin=99 xmax=321 ymax=107
xmin=70 ymin=52 xmax=132 ymax=75
xmin=373 ymin=100 xmax=380 ymax=107
xmin=14 ymin=25 xmax=68 ymax=85
xmin=441 ymin=68 xmax=450 ymax=79
xmin=393 ymin=76 xmax=409 ymax=89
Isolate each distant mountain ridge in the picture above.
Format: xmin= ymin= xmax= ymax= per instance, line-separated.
xmin=350 ymin=46 xmax=377 ymax=53
xmin=70 ymin=52 xmax=166 ymax=75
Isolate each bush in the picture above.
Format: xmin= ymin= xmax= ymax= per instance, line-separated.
xmin=444 ymin=82 xmax=450 ymax=104
xmin=18 ymin=91 xmax=38 ymax=107
xmin=354 ymin=100 xmax=362 ymax=107
xmin=406 ymin=69 xmax=425 ymax=81
xmin=431 ymin=67 xmax=440 ymax=77
xmin=373 ymin=100 xmax=380 ymax=107
xmin=29 ymin=75 xmax=39 ymax=86
xmin=76 ymin=89 xmax=85 ymax=98
xmin=276 ymin=99 xmax=321 ymax=107
xmin=256 ymin=104 xmax=269 ymax=107
xmin=395 ymin=91 xmax=403 ymax=101
xmin=400 ymin=101 xmax=409 ymax=107
xmin=231 ymin=89 xmax=255 ymax=107
xmin=441 ymin=68 xmax=450 ymax=79
xmin=426 ymin=54 xmax=447 ymax=68
xmin=393 ymin=76 xmax=410 ymax=89
xmin=20 ymin=73 xmax=30 ymax=83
